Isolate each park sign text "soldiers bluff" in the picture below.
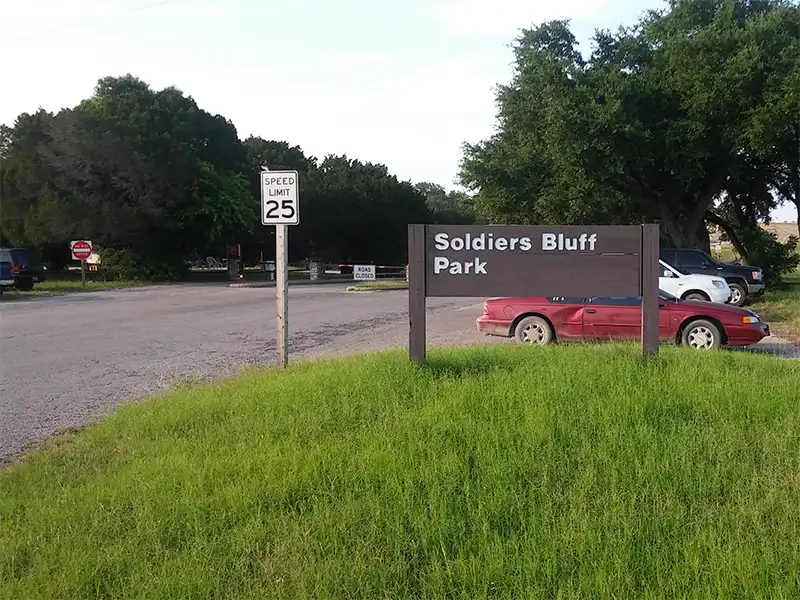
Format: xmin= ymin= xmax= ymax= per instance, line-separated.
xmin=431 ymin=231 xmax=599 ymax=275
xmin=421 ymin=225 xmax=645 ymax=298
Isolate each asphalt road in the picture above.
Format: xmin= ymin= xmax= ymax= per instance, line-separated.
xmin=0 ymin=284 xmax=484 ymax=460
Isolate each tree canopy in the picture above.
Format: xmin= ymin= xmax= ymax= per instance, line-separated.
xmin=1 ymin=76 xmax=471 ymax=277
xmin=414 ymin=182 xmax=481 ymax=225
xmin=459 ymin=0 xmax=799 ymax=276
xmin=3 ymin=1 xmax=798 ymax=281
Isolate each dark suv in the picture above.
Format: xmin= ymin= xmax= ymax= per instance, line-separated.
xmin=0 ymin=247 xmax=47 ymax=291
xmin=660 ymin=248 xmax=764 ymax=307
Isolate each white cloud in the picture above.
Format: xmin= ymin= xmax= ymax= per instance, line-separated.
xmin=428 ymin=0 xmax=624 ymax=37
xmin=317 ymin=52 xmax=385 ymax=75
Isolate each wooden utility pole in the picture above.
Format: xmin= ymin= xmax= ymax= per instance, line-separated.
xmin=276 ymin=223 xmax=288 ymax=368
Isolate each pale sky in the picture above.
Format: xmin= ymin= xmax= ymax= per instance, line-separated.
xmin=2 ymin=0 xmax=796 ymax=222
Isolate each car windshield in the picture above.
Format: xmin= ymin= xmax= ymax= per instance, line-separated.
xmin=700 ymin=252 xmax=719 ymax=266
xmin=9 ymin=249 xmax=38 ymax=264
xmin=659 ymin=289 xmax=679 ymax=302
xmin=668 ymin=263 xmax=690 ymax=276
xmin=588 ymin=291 xmax=679 ymax=304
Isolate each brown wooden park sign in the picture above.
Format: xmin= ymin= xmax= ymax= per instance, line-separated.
xmin=407 ymin=224 xmax=660 ymax=361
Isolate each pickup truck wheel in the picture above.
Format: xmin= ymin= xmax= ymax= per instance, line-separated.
xmin=683 ymin=292 xmax=709 ymax=302
xmin=514 ymin=316 xmax=554 ymax=346
xmin=728 ymin=282 xmax=746 ymax=307
xmin=15 ymin=278 xmax=34 ymax=292
xmin=681 ymin=319 xmax=722 ymax=350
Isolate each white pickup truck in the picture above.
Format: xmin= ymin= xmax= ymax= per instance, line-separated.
xmin=660 ymin=260 xmax=731 ymax=303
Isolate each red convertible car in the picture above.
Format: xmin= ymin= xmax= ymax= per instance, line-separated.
xmin=476 ymin=290 xmax=770 ymax=350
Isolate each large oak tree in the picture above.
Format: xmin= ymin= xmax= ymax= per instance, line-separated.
xmin=460 ymin=0 xmax=800 ymax=263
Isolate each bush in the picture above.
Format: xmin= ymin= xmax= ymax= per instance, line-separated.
xmin=738 ymin=228 xmax=800 ymax=287
xmin=99 ymin=247 xmax=187 ymax=281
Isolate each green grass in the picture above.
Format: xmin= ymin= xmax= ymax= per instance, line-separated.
xmin=2 ymin=345 xmax=800 ymax=599
xmin=3 ymin=279 xmax=148 ymax=297
xmin=0 ymin=270 xmax=351 ymax=297
xmin=752 ymin=270 xmax=800 ymax=343
xmin=346 ymin=279 xmax=409 ymax=291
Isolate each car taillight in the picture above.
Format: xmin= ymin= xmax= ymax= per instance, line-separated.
xmin=11 ymin=266 xmax=19 ymax=274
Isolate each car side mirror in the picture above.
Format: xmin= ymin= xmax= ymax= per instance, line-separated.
xmin=662 ymin=270 xmax=673 ymax=278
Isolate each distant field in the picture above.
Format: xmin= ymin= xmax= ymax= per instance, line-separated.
xmin=2 ymin=345 xmax=800 ymax=599
xmin=710 ymin=221 xmax=799 ymax=260
xmin=761 ymin=221 xmax=799 ymax=244
xmin=710 ymin=222 xmax=798 ymax=246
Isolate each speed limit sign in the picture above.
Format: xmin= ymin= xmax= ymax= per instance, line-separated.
xmin=260 ymin=168 xmax=301 ymax=371
xmin=260 ymin=170 xmax=299 ymax=226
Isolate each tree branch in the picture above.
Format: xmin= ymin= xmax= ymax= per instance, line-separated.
xmin=705 ymin=210 xmax=749 ymax=264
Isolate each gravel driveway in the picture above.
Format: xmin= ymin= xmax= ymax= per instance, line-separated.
xmin=1 ymin=284 xmax=797 ymax=461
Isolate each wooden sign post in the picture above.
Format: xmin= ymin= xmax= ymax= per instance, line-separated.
xmin=408 ymin=224 xmax=660 ymax=362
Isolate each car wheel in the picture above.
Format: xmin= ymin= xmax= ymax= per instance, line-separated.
xmin=728 ymin=282 xmax=746 ymax=307
xmin=683 ymin=292 xmax=709 ymax=302
xmin=15 ymin=278 xmax=34 ymax=292
xmin=681 ymin=319 xmax=722 ymax=350
xmin=514 ymin=316 xmax=554 ymax=346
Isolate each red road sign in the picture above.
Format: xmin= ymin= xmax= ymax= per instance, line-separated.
xmin=71 ymin=240 xmax=93 ymax=261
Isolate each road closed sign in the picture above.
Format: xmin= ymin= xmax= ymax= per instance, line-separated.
xmin=261 ymin=170 xmax=300 ymax=225
xmin=353 ymin=265 xmax=376 ymax=280
xmin=70 ymin=240 xmax=93 ymax=261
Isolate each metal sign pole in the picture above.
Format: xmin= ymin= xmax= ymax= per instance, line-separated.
xmin=276 ymin=223 xmax=289 ymax=368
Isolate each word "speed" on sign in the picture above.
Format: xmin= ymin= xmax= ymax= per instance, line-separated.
xmin=261 ymin=170 xmax=300 ymax=226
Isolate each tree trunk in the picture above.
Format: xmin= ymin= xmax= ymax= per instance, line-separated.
xmin=657 ymin=211 xmax=689 ymax=247
xmin=794 ymin=124 xmax=800 ymax=239
xmin=684 ymin=167 xmax=728 ymax=245
xmin=705 ymin=211 xmax=750 ymax=264
xmin=794 ymin=200 xmax=800 ymax=240
xmin=695 ymin=221 xmax=712 ymax=255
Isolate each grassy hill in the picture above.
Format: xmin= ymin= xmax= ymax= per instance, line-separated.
xmin=2 ymin=345 xmax=800 ymax=599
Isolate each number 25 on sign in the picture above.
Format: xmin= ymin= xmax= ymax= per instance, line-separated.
xmin=261 ymin=170 xmax=299 ymax=225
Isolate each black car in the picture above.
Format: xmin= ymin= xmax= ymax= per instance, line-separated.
xmin=660 ymin=248 xmax=764 ymax=307
xmin=0 ymin=247 xmax=47 ymax=291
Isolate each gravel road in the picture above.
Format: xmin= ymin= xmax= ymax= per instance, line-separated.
xmin=1 ymin=284 xmax=797 ymax=460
